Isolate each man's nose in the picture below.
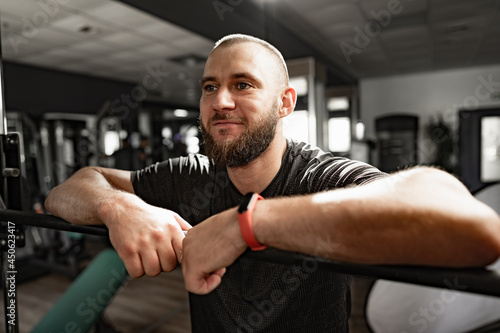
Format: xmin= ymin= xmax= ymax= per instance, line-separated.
xmin=213 ymin=88 xmax=235 ymax=111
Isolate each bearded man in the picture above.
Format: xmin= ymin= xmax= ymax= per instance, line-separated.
xmin=46 ymin=34 xmax=500 ymax=332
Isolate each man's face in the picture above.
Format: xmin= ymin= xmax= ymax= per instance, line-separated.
xmin=199 ymin=42 xmax=281 ymax=167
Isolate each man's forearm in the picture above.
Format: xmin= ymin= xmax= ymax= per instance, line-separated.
xmin=252 ymin=167 xmax=500 ymax=267
xmin=45 ymin=167 xmax=134 ymax=226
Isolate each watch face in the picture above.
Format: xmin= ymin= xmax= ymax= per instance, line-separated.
xmin=238 ymin=193 xmax=255 ymax=213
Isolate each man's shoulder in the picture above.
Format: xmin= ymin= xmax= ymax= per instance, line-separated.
xmin=284 ymin=138 xmax=386 ymax=188
xmin=132 ymin=153 xmax=215 ymax=180
xmin=155 ymin=153 xmax=214 ymax=175
xmin=286 ymin=138 xmax=337 ymax=163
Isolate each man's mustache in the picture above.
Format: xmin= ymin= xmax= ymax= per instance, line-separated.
xmin=209 ymin=113 xmax=247 ymax=125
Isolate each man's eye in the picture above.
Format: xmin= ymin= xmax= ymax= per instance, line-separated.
xmin=203 ymin=85 xmax=216 ymax=92
xmin=237 ymin=82 xmax=250 ymax=90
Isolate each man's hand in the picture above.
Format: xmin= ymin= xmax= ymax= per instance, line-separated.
xmin=182 ymin=207 xmax=247 ymax=294
xmin=44 ymin=166 xmax=194 ymax=278
xmin=101 ymin=199 xmax=192 ymax=278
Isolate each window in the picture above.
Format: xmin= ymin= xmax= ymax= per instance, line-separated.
xmin=327 ymin=96 xmax=351 ymax=153
xmin=328 ymin=117 xmax=351 ymax=152
xmin=283 ymin=110 xmax=309 ymax=143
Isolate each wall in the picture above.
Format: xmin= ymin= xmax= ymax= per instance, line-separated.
xmin=4 ymin=61 xmax=137 ymax=119
xmin=360 ymin=64 xmax=500 ymax=164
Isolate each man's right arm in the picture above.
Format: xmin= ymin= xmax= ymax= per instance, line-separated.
xmin=45 ymin=166 xmax=191 ymax=277
xmin=45 ymin=166 xmax=134 ymax=225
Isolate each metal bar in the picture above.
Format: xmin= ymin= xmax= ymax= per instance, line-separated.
xmin=1 ymin=208 xmax=500 ymax=298
xmin=245 ymin=248 xmax=500 ymax=298
xmin=0 ymin=17 xmax=7 ymax=135
xmin=0 ymin=17 xmax=18 ymax=332
xmin=0 ymin=209 xmax=108 ymax=237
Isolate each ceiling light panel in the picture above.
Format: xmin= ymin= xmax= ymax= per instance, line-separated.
xmin=59 ymin=0 xmax=111 ymax=12
xmin=139 ymin=43 xmax=188 ymax=58
xmin=99 ymin=31 xmax=153 ymax=48
xmin=83 ymin=1 xmax=156 ymax=29
xmin=304 ymin=3 xmax=364 ymax=24
xmin=136 ymin=21 xmax=193 ymax=43
xmin=0 ymin=0 xmax=50 ymax=17
xmin=107 ymin=50 xmax=147 ymax=63
xmin=170 ymin=35 xmax=212 ymax=52
xmin=67 ymin=39 xmax=119 ymax=55
xmin=20 ymin=51 xmax=76 ymax=67
xmin=34 ymin=26 xmax=84 ymax=46
xmin=50 ymin=13 xmax=118 ymax=37
xmin=1 ymin=36 xmax=50 ymax=58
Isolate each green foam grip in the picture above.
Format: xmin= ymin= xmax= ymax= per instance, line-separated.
xmin=31 ymin=249 xmax=128 ymax=333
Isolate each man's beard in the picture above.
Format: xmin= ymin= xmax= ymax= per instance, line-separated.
xmin=200 ymin=102 xmax=279 ymax=168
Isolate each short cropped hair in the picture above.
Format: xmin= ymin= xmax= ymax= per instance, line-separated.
xmin=212 ymin=34 xmax=289 ymax=87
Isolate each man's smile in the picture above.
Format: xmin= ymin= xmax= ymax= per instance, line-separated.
xmin=212 ymin=120 xmax=245 ymax=127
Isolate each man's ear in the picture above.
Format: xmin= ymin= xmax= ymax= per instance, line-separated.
xmin=279 ymin=86 xmax=297 ymax=118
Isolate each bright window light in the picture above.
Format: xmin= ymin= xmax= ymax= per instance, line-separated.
xmin=283 ymin=110 xmax=309 ymax=143
xmin=104 ymin=131 xmax=120 ymax=156
xmin=162 ymin=126 xmax=172 ymax=139
xmin=329 ymin=117 xmax=351 ymax=152
xmin=186 ymin=136 xmax=200 ymax=154
xmin=181 ymin=124 xmax=201 ymax=154
xmin=289 ymin=77 xmax=308 ymax=96
xmin=355 ymin=121 xmax=365 ymax=140
xmin=174 ymin=109 xmax=189 ymax=117
xmin=327 ymin=97 xmax=349 ymax=111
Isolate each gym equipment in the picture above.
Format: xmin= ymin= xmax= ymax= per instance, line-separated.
xmin=0 ymin=15 xmax=128 ymax=333
xmin=375 ymin=114 xmax=419 ymax=172
xmin=459 ymin=108 xmax=500 ymax=194
xmin=1 ymin=208 xmax=500 ymax=298
xmin=31 ymin=248 xmax=127 ymax=333
xmin=6 ymin=111 xmax=87 ymax=281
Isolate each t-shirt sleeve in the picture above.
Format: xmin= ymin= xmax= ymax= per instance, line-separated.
xmin=131 ymin=161 xmax=171 ymax=208
xmin=130 ymin=154 xmax=212 ymax=210
xmin=301 ymin=156 xmax=388 ymax=193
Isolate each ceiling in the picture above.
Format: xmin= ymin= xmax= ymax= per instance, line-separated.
xmin=0 ymin=0 xmax=499 ymax=107
xmin=272 ymin=0 xmax=500 ymax=78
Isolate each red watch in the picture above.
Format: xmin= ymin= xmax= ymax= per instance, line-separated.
xmin=238 ymin=193 xmax=266 ymax=251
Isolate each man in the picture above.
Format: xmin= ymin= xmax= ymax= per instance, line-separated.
xmin=45 ymin=34 xmax=500 ymax=332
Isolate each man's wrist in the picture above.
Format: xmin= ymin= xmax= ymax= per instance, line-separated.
xmin=238 ymin=193 xmax=266 ymax=250
xmin=97 ymin=192 xmax=139 ymax=227
xmin=250 ymin=199 xmax=266 ymax=247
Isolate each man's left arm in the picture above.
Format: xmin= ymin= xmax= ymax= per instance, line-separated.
xmin=182 ymin=167 xmax=500 ymax=294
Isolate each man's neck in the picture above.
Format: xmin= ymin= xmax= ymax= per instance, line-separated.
xmin=226 ymin=136 xmax=287 ymax=195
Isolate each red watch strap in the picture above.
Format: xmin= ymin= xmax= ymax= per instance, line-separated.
xmin=238 ymin=193 xmax=266 ymax=251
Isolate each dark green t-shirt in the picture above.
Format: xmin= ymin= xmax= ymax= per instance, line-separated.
xmin=132 ymin=139 xmax=386 ymax=332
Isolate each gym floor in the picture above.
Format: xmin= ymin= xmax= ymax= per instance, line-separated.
xmin=0 ymin=237 xmax=372 ymax=333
